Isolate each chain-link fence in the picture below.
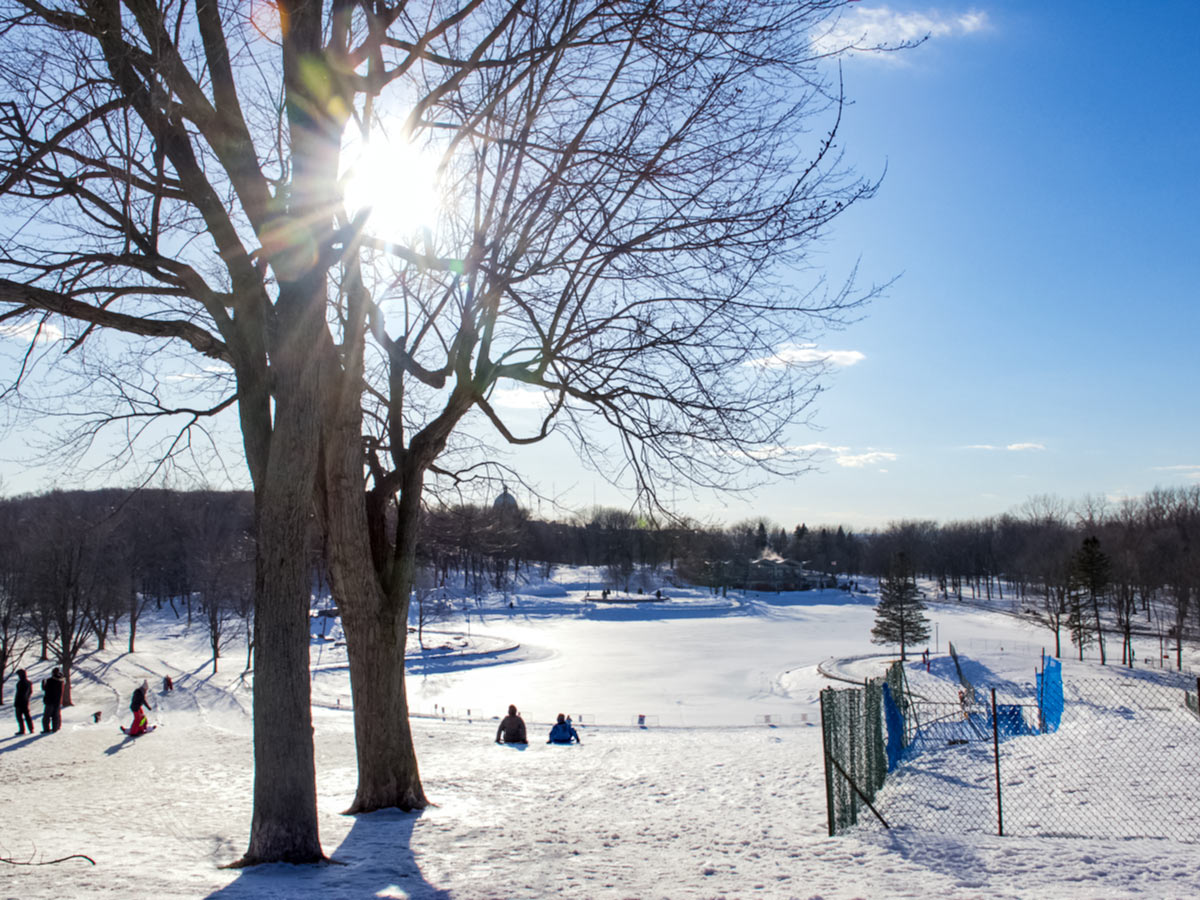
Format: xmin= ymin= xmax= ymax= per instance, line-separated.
xmin=822 ymin=662 xmax=1200 ymax=843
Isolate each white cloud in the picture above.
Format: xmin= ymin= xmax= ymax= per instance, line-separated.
xmin=747 ymin=343 xmax=865 ymax=369
xmin=164 ymin=364 xmax=234 ymax=382
xmin=814 ymin=6 xmax=991 ymax=58
xmin=1154 ymin=464 xmax=1200 ymax=480
xmin=488 ymin=386 xmax=554 ymax=410
xmin=965 ymin=442 xmax=1046 ymax=452
xmin=792 ymin=442 xmax=850 ymax=454
xmin=741 ymin=442 xmax=895 ymax=471
xmin=835 ymin=450 xmax=898 ymax=468
xmin=0 ymin=320 xmax=64 ymax=343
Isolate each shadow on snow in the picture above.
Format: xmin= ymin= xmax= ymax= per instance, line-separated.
xmin=205 ymin=809 xmax=448 ymax=900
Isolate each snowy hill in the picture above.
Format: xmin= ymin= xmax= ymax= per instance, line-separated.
xmin=2 ymin=568 xmax=1198 ymax=899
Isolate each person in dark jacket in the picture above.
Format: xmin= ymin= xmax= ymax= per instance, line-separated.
xmin=547 ymin=713 xmax=580 ymax=745
xmin=14 ymin=669 xmax=34 ymax=735
xmin=128 ymin=679 xmax=153 ymax=736
xmin=495 ymin=704 xmax=527 ymax=744
xmin=41 ymin=668 xmax=65 ymax=733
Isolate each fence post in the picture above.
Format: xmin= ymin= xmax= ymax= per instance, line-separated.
xmin=1036 ymin=667 xmax=1044 ymax=734
xmin=992 ymin=687 xmax=1004 ymax=837
xmin=819 ymin=690 xmax=835 ymax=837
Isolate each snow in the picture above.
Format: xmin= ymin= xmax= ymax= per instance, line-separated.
xmin=2 ymin=567 xmax=1198 ymax=899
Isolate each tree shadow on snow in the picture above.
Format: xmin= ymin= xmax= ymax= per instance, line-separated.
xmin=204 ymin=809 xmax=449 ymax=900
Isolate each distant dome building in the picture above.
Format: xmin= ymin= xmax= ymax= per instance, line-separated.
xmin=493 ymin=485 xmax=519 ymax=514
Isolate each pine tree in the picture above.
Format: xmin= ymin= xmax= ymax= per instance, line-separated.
xmin=871 ymin=553 xmax=931 ymax=661
xmin=1071 ymin=535 xmax=1111 ymax=663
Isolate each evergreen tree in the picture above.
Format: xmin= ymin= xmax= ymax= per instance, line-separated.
xmin=1071 ymin=535 xmax=1111 ymax=664
xmin=871 ymin=553 xmax=931 ymax=661
xmin=755 ymin=522 xmax=769 ymax=555
xmin=1066 ymin=581 xmax=1094 ymax=660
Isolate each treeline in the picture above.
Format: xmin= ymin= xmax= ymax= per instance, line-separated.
xmin=4 ymin=485 xmax=1197 ymax=704
xmin=416 ymin=503 xmax=865 ymax=594
xmin=0 ymin=489 xmax=254 ymax=705
xmin=863 ymin=489 xmax=1200 ymax=669
xmin=418 ymin=490 xmax=1200 ymax=670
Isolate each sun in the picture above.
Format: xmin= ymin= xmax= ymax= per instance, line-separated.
xmin=341 ymin=132 xmax=444 ymax=245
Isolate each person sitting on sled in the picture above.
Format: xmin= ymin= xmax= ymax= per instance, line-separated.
xmin=495 ymin=704 xmax=527 ymax=744
xmin=129 ymin=679 xmax=153 ymax=736
xmin=547 ymin=713 xmax=580 ymax=745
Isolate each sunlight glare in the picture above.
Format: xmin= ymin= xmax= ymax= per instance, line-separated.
xmin=342 ymin=134 xmax=444 ymax=244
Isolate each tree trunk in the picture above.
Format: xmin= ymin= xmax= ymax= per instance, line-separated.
xmin=236 ymin=277 xmax=327 ymax=866
xmin=321 ymin=375 xmax=427 ymax=814
xmin=128 ymin=596 xmax=138 ymax=653
xmin=1091 ymin=594 xmax=1106 ymax=665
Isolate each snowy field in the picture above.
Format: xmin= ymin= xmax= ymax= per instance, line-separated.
xmin=3 ymin=567 xmax=1198 ymax=899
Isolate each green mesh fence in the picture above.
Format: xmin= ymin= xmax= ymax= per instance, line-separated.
xmin=820 ymin=677 xmax=889 ymax=835
xmin=824 ymin=665 xmax=1200 ymax=842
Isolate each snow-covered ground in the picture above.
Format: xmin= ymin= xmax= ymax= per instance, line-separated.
xmin=2 ymin=567 xmax=1198 ymax=899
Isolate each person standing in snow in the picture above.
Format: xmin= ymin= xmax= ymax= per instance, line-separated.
xmin=14 ymin=669 xmax=34 ymax=735
xmin=41 ymin=668 xmax=65 ymax=733
xmin=495 ymin=704 xmax=528 ymax=744
xmin=547 ymin=713 xmax=580 ymax=745
xmin=128 ymin=679 xmax=153 ymax=736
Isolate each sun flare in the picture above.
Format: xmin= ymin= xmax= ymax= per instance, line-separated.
xmin=342 ymin=134 xmax=444 ymax=244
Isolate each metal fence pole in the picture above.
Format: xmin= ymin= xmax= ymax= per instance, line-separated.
xmin=992 ymin=686 xmax=1004 ymax=837
xmin=819 ymin=690 xmax=835 ymax=836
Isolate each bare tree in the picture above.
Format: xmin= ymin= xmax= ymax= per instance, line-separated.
xmin=0 ymin=500 xmax=32 ymax=704
xmin=18 ymin=493 xmax=114 ymax=707
xmin=188 ymin=494 xmax=254 ymax=674
xmin=0 ymin=0 xmax=889 ymax=856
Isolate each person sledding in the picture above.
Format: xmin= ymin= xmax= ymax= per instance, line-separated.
xmin=127 ymin=679 xmax=154 ymax=736
xmin=547 ymin=713 xmax=580 ymax=745
xmin=495 ymin=704 xmax=527 ymax=744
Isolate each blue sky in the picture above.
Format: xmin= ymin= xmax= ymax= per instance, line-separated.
xmin=2 ymin=1 xmax=1197 ymax=532
xmin=687 ymin=0 xmax=1200 ymax=529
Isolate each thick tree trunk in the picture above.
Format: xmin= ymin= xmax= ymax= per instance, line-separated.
xmin=236 ymin=277 xmax=327 ymax=866
xmin=338 ymin=584 xmax=427 ymax=813
xmin=241 ymin=482 xmax=321 ymax=864
xmin=322 ymin=377 xmax=427 ymax=814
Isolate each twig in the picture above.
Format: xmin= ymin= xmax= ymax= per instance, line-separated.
xmin=0 ymin=854 xmax=96 ymax=866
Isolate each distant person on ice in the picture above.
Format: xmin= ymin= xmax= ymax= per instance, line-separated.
xmin=14 ymin=668 xmax=34 ymax=735
xmin=129 ymin=679 xmax=153 ymax=736
xmin=547 ymin=713 xmax=581 ymax=745
xmin=41 ymin=668 xmax=65 ymax=734
xmin=495 ymin=704 xmax=527 ymax=744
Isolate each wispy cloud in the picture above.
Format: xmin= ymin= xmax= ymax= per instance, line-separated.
xmin=741 ymin=442 xmax=895 ymax=470
xmin=1153 ymin=464 xmax=1200 ymax=480
xmin=747 ymin=343 xmax=865 ymax=369
xmin=814 ymin=6 xmax=991 ymax=58
xmin=164 ymin=364 xmax=234 ymax=382
xmin=488 ymin=386 xmax=555 ymax=410
xmin=965 ymin=442 xmax=1046 ymax=452
xmin=835 ymin=450 xmax=898 ymax=468
xmin=0 ymin=320 xmax=64 ymax=343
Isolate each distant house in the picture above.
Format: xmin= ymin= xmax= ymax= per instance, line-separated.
xmin=712 ymin=557 xmax=830 ymax=592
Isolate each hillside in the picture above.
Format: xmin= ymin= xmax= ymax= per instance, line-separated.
xmin=2 ymin=568 xmax=1197 ymax=899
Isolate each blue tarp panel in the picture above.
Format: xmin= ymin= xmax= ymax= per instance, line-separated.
xmin=1036 ymin=657 xmax=1063 ymax=733
xmin=882 ymin=683 xmax=905 ymax=771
